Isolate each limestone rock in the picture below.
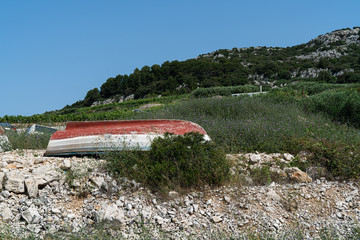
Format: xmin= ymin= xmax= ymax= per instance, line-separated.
xmin=0 ymin=172 xmax=5 ymax=189
xmin=4 ymin=172 xmax=25 ymax=193
xmin=97 ymin=203 xmax=125 ymax=223
xmin=25 ymin=178 xmax=38 ymax=198
xmin=32 ymin=165 xmax=61 ymax=186
xmin=1 ymin=206 xmax=14 ymax=222
xmin=22 ymin=208 xmax=42 ymax=224
xmin=168 ymin=191 xmax=179 ymax=199
xmin=284 ymin=167 xmax=312 ymax=183
xmin=212 ymin=216 xmax=222 ymax=223
xmin=60 ymin=159 xmax=71 ymax=170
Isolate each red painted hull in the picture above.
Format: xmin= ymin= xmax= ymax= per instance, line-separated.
xmin=45 ymin=120 xmax=210 ymax=156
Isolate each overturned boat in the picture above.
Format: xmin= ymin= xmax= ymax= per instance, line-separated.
xmin=45 ymin=120 xmax=210 ymax=157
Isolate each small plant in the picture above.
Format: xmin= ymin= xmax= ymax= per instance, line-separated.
xmin=5 ymin=131 xmax=52 ymax=150
xmin=250 ymin=166 xmax=272 ymax=185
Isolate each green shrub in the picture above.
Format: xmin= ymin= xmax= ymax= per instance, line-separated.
xmin=105 ymin=132 xmax=230 ymax=193
xmin=286 ymin=137 xmax=360 ymax=179
xmin=283 ymin=82 xmax=349 ymax=95
xmin=302 ymin=89 xmax=360 ymax=127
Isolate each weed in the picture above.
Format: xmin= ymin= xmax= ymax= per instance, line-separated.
xmin=5 ymin=131 xmax=52 ymax=150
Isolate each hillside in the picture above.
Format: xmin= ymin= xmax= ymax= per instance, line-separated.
xmin=66 ymin=27 xmax=360 ymax=109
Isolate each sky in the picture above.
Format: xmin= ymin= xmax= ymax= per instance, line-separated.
xmin=1 ymin=0 xmax=359 ymax=117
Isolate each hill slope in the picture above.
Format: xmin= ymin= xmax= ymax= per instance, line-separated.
xmin=65 ymin=27 xmax=360 ymax=109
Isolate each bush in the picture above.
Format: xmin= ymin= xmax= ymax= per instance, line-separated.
xmin=301 ymin=89 xmax=360 ymax=127
xmin=286 ymin=137 xmax=360 ymax=179
xmin=105 ymin=132 xmax=230 ymax=193
xmin=283 ymin=81 xmax=348 ymax=95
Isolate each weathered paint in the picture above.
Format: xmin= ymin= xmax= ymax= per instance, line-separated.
xmin=45 ymin=120 xmax=210 ymax=156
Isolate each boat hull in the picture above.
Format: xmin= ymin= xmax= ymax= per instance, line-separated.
xmin=45 ymin=120 xmax=210 ymax=156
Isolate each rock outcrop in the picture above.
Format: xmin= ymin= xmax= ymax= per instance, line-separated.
xmin=0 ymin=150 xmax=359 ymax=239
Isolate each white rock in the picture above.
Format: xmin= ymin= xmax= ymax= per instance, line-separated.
xmin=60 ymin=159 xmax=71 ymax=170
xmin=52 ymin=208 xmax=61 ymax=214
xmin=22 ymin=208 xmax=42 ymax=224
xmin=0 ymin=172 xmax=5 ymax=189
xmin=25 ymin=178 xmax=38 ymax=198
xmin=1 ymin=206 xmax=14 ymax=222
xmin=99 ymin=203 xmax=125 ymax=223
xmin=90 ymin=177 xmax=105 ymax=188
xmin=1 ymin=190 xmax=10 ymax=198
xmin=283 ymin=153 xmax=294 ymax=161
xmin=249 ymin=154 xmax=262 ymax=163
xmin=4 ymin=172 xmax=25 ymax=193
xmin=224 ymin=196 xmax=231 ymax=203
xmin=267 ymin=189 xmax=281 ymax=202
xmin=212 ymin=216 xmax=222 ymax=223
xmin=154 ymin=215 xmax=164 ymax=225
xmin=168 ymin=191 xmax=179 ymax=199
xmin=32 ymin=165 xmax=61 ymax=186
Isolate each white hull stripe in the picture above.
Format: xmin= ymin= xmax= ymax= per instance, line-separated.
xmin=46 ymin=134 xmax=211 ymax=155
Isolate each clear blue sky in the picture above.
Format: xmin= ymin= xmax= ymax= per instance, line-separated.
xmin=1 ymin=0 xmax=359 ymax=117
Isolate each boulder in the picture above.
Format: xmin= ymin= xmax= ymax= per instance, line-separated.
xmin=25 ymin=177 xmax=38 ymax=198
xmin=32 ymin=165 xmax=61 ymax=186
xmin=22 ymin=208 xmax=42 ymax=224
xmin=1 ymin=206 xmax=14 ymax=222
xmin=4 ymin=172 xmax=25 ymax=193
xmin=97 ymin=203 xmax=125 ymax=224
xmin=284 ymin=167 xmax=312 ymax=183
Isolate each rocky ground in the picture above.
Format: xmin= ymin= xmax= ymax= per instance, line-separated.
xmin=0 ymin=150 xmax=359 ymax=239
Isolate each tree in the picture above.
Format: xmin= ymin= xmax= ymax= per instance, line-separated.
xmin=84 ymin=88 xmax=101 ymax=107
xmin=317 ymin=71 xmax=336 ymax=83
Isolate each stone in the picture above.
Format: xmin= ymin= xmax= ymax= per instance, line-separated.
xmin=249 ymin=154 xmax=262 ymax=164
xmin=283 ymin=153 xmax=294 ymax=161
xmin=52 ymin=208 xmax=61 ymax=214
xmin=27 ymin=224 xmax=42 ymax=234
xmin=1 ymin=206 xmax=14 ymax=222
xmin=0 ymin=161 xmax=8 ymax=168
xmin=212 ymin=216 xmax=222 ymax=223
xmin=60 ymin=159 xmax=71 ymax=170
xmin=187 ymin=205 xmax=194 ymax=214
xmin=224 ymin=196 xmax=231 ymax=203
xmin=0 ymin=172 xmax=5 ymax=189
xmin=98 ymin=203 xmax=125 ymax=223
xmin=168 ymin=191 xmax=179 ymax=199
xmin=284 ymin=167 xmax=312 ymax=183
xmin=4 ymin=171 xmax=25 ymax=193
xmin=267 ymin=189 xmax=281 ymax=202
xmin=22 ymin=208 xmax=42 ymax=224
xmin=154 ymin=215 xmax=164 ymax=225
xmin=32 ymin=165 xmax=61 ymax=186
xmin=25 ymin=178 xmax=38 ymax=198
xmin=1 ymin=190 xmax=11 ymax=198
xmin=90 ymin=176 xmax=105 ymax=188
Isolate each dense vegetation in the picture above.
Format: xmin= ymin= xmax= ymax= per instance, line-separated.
xmin=63 ymin=27 xmax=360 ymax=109
xmin=105 ymin=132 xmax=229 ymax=193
